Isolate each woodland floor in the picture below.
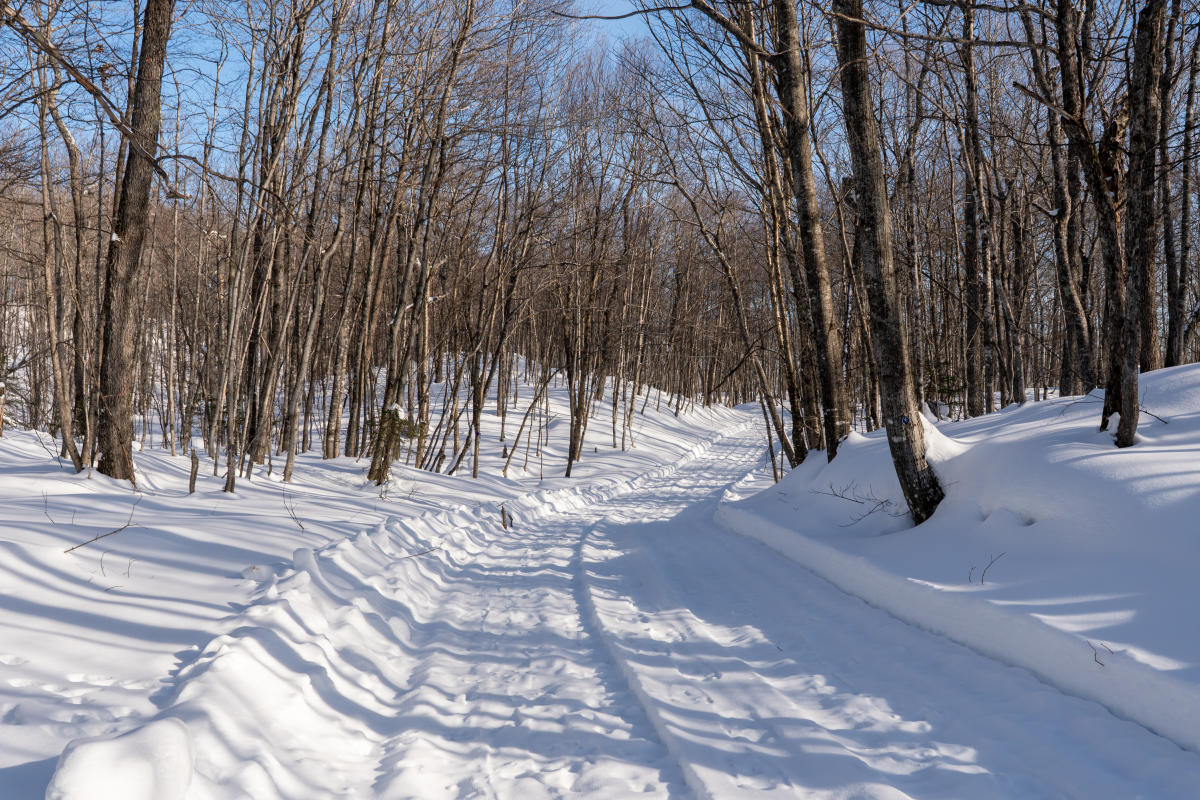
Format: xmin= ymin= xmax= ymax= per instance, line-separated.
xmin=6 ymin=375 xmax=1200 ymax=798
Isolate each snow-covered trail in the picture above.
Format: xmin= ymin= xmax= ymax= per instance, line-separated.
xmin=582 ymin=470 xmax=1200 ymax=798
xmin=49 ymin=422 xmax=1200 ymax=799
xmin=69 ymin=426 xmax=763 ymax=800
xmin=359 ymin=427 xmax=769 ymax=798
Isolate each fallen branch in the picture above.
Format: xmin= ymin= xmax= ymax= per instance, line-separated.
xmin=64 ymin=499 xmax=141 ymax=554
xmin=395 ymin=546 xmax=439 ymax=560
xmin=812 ymin=482 xmax=906 ymax=525
xmin=1138 ymin=405 xmax=1169 ymax=425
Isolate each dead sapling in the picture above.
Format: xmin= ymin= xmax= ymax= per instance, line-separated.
xmin=281 ymin=489 xmax=305 ymax=531
xmin=968 ymin=551 xmax=1008 ymax=584
xmin=42 ymin=491 xmax=56 ymax=525
xmin=980 ymin=551 xmax=1006 ymax=584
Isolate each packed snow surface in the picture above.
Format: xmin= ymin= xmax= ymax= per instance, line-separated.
xmin=4 ymin=368 xmax=1200 ymax=797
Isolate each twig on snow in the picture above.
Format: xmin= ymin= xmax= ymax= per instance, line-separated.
xmin=812 ymin=482 xmax=906 ymax=525
xmin=281 ymin=489 xmax=305 ymax=531
xmin=42 ymin=491 xmax=56 ymax=525
xmin=1137 ymin=405 xmax=1169 ymax=425
xmin=64 ymin=498 xmax=141 ymax=554
xmin=396 ymin=546 xmax=439 ymax=560
xmin=980 ymin=552 xmax=1006 ymax=584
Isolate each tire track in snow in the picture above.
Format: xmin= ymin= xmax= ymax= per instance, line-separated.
xmin=579 ymin=472 xmax=1200 ymax=799
xmin=45 ymin=419 xmax=759 ymax=800
xmin=367 ymin=423 xmax=763 ymax=799
xmin=571 ymin=435 xmax=772 ymax=800
xmin=368 ymin=506 xmax=682 ymax=799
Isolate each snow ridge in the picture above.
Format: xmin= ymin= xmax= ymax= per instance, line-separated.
xmin=715 ymin=503 xmax=1200 ymax=756
xmin=45 ymin=419 xmax=755 ymax=800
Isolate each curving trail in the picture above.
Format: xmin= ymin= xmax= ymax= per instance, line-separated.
xmin=578 ymin=440 xmax=1200 ymax=799
xmin=57 ymin=422 xmax=1200 ymax=799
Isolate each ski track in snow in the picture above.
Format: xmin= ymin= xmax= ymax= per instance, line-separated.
xmin=53 ymin=422 xmax=1200 ymax=799
xmin=112 ymin=425 xmax=754 ymax=800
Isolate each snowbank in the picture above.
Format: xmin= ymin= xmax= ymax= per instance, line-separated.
xmin=717 ymin=364 xmax=1200 ymax=755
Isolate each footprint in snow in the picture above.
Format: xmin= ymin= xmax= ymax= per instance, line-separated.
xmin=65 ymin=673 xmax=116 ymax=686
xmin=669 ymin=682 xmax=714 ymax=706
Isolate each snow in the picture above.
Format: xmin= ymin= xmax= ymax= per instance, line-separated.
xmin=719 ymin=364 xmax=1200 ymax=758
xmin=4 ymin=366 xmax=1200 ymax=797
xmin=45 ymin=719 xmax=192 ymax=800
xmin=0 ymin=379 xmax=750 ymax=797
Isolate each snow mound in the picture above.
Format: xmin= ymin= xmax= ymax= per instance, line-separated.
xmin=718 ymin=364 xmax=1200 ymax=755
xmin=45 ymin=718 xmax=193 ymax=800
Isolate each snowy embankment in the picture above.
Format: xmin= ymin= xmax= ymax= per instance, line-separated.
xmin=0 ymin=373 xmax=751 ymax=798
xmin=717 ymin=364 xmax=1200 ymax=755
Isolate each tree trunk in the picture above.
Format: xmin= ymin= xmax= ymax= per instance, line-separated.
xmin=833 ymin=0 xmax=944 ymax=523
xmin=773 ymin=0 xmax=849 ymax=459
xmin=1167 ymin=20 xmax=1198 ymax=365
xmin=96 ymin=0 xmax=174 ymax=483
xmin=1118 ymin=0 xmax=1169 ymax=447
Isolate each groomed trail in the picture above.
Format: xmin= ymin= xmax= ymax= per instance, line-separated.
xmin=49 ymin=424 xmax=1200 ymax=799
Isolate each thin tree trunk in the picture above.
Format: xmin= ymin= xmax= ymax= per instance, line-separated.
xmin=1118 ymin=0 xmax=1169 ymax=447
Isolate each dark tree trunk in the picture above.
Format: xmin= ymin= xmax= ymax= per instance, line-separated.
xmin=1118 ymin=0 xmax=1169 ymax=447
xmin=961 ymin=5 xmax=989 ymax=417
xmin=1166 ymin=19 xmax=1198 ymax=365
xmin=773 ymin=0 xmax=849 ymax=460
xmin=96 ymin=0 xmax=174 ymax=483
xmin=1019 ymin=3 xmax=1095 ymax=395
xmin=1053 ymin=0 xmax=1127 ymax=432
xmin=1157 ymin=0 xmax=1181 ymax=368
xmin=833 ymin=0 xmax=944 ymax=523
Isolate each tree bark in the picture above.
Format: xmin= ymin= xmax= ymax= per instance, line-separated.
xmin=961 ymin=4 xmax=989 ymax=417
xmin=96 ymin=0 xmax=174 ymax=483
xmin=1118 ymin=0 xmax=1169 ymax=447
xmin=1166 ymin=18 xmax=1198 ymax=365
xmin=772 ymin=0 xmax=850 ymax=460
xmin=833 ymin=0 xmax=944 ymax=523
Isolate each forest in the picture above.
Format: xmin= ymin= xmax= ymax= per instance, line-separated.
xmin=8 ymin=2 xmax=1200 ymax=797
xmin=0 ymin=0 xmax=1197 ymax=523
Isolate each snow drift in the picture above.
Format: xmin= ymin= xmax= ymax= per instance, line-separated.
xmin=718 ymin=363 xmax=1200 ymax=755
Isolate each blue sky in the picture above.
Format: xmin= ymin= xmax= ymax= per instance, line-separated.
xmin=585 ymin=0 xmax=655 ymax=40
